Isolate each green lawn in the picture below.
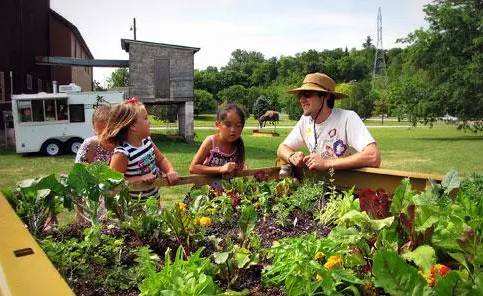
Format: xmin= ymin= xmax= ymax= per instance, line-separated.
xmin=1 ymin=125 xmax=481 ymax=203
xmin=150 ymin=114 xmax=409 ymax=128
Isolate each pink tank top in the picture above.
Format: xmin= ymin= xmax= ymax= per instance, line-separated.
xmin=203 ymin=136 xmax=243 ymax=168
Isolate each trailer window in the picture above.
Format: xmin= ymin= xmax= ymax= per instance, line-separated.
xmin=31 ymin=100 xmax=45 ymax=122
xmin=69 ymin=104 xmax=85 ymax=122
xmin=44 ymin=99 xmax=56 ymax=121
xmin=56 ymin=98 xmax=68 ymax=120
xmin=17 ymin=101 xmax=32 ymax=122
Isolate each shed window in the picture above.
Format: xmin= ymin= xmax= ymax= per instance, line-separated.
xmin=69 ymin=104 xmax=85 ymax=122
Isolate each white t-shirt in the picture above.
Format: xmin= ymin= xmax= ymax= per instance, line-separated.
xmin=282 ymin=108 xmax=376 ymax=158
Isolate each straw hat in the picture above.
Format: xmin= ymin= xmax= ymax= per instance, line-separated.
xmin=288 ymin=73 xmax=347 ymax=99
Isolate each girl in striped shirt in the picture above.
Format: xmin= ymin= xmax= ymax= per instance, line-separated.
xmin=101 ymin=98 xmax=179 ymax=198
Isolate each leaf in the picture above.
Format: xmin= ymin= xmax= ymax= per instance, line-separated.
xmin=234 ymin=248 xmax=251 ymax=269
xmin=213 ymin=252 xmax=229 ymax=265
xmin=448 ymin=252 xmax=469 ymax=272
xmin=239 ymin=205 xmax=258 ymax=236
xmin=433 ymin=271 xmax=460 ymax=296
xmin=331 ymin=269 xmax=363 ymax=284
xmin=415 ymin=216 xmax=439 ymax=232
xmin=441 ymin=170 xmax=460 ymax=194
xmin=373 ymin=250 xmax=431 ymax=296
xmin=401 ymin=245 xmax=436 ymax=271
xmin=338 ymin=210 xmax=394 ymax=231
xmin=391 ymin=178 xmax=412 ymax=215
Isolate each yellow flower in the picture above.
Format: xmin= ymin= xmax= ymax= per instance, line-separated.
xmin=324 ymin=255 xmax=343 ymax=270
xmin=178 ymin=202 xmax=187 ymax=212
xmin=198 ymin=216 xmax=212 ymax=227
xmin=315 ymin=274 xmax=323 ymax=282
xmin=314 ymin=251 xmax=325 ymax=261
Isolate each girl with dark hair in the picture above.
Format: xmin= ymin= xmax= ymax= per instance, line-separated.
xmin=190 ymin=103 xmax=246 ymax=175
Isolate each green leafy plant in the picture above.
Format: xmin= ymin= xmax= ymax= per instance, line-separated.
xmin=316 ymin=188 xmax=359 ymax=226
xmin=42 ymin=225 xmax=153 ymax=293
xmin=161 ymin=203 xmax=205 ymax=257
xmin=66 ymin=163 xmax=127 ymax=225
xmin=262 ymin=234 xmax=362 ymax=295
xmin=6 ymin=174 xmax=67 ymax=236
xmin=139 ymin=246 xmax=221 ymax=295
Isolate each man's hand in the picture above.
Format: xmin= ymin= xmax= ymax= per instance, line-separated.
xmin=219 ymin=162 xmax=237 ymax=174
xmin=288 ymin=151 xmax=305 ymax=167
xmin=165 ymin=171 xmax=180 ymax=185
xmin=303 ymin=153 xmax=332 ymax=171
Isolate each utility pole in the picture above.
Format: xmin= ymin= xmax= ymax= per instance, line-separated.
xmin=372 ymin=7 xmax=388 ymax=124
xmin=130 ymin=18 xmax=137 ymax=40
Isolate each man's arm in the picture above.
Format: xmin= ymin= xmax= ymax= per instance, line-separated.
xmin=304 ymin=142 xmax=381 ymax=171
xmin=277 ymin=144 xmax=305 ymax=167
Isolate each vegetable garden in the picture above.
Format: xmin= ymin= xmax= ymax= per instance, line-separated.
xmin=2 ymin=164 xmax=482 ymax=295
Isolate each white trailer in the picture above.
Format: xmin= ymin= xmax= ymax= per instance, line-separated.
xmin=11 ymin=91 xmax=124 ymax=156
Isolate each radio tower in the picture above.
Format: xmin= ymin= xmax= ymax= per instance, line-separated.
xmin=372 ymin=7 xmax=387 ymax=90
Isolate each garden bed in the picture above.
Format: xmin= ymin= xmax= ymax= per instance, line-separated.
xmin=2 ymin=164 xmax=482 ymax=295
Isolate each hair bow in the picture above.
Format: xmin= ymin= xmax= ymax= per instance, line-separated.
xmin=126 ymin=96 xmax=140 ymax=104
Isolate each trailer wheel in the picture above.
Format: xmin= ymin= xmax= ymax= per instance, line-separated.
xmin=41 ymin=140 xmax=63 ymax=156
xmin=66 ymin=138 xmax=83 ymax=154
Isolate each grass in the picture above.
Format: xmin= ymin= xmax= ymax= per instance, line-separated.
xmin=1 ymin=123 xmax=481 ymax=204
xmin=150 ymin=114 xmax=410 ymax=128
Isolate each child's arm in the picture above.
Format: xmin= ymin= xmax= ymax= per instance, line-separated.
xmin=189 ymin=137 xmax=236 ymax=175
xmin=153 ymin=145 xmax=179 ymax=185
xmin=110 ymin=152 xmax=154 ymax=184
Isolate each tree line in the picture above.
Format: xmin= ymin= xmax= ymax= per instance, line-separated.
xmin=193 ymin=0 xmax=481 ymax=130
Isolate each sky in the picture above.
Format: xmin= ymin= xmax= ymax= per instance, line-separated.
xmin=50 ymin=0 xmax=431 ymax=86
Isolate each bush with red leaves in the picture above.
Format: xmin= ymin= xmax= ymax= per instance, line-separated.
xmin=358 ymin=188 xmax=391 ymax=219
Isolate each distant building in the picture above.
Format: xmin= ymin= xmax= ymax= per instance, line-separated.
xmin=121 ymin=39 xmax=200 ymax=142
xmin=0 ymin=0 xmax=93 ymax=139
xmin=49 ymin=9 xmax=93 ymax=92
xmin=0 ymin=0 xmax=93 ymax=103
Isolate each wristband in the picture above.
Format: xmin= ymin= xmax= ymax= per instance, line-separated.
xmin=288 ymin=152 xmax=296 ymax=164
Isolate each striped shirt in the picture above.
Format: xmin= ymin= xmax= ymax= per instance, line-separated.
xmin=113 ymin=137 xmax=159 ymax=198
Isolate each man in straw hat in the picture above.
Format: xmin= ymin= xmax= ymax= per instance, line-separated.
xmin=277 ymin=73 xmax=380 ymax=172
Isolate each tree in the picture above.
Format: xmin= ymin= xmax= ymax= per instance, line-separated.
xmin=225 ymin=49 xmax=265 ymax=78
xmin=252 ymin=95 xmax=271 ymax=120
xmin=195 ymin=68 xmax=222 ymax=97
xmin=106 ymin=68 xmax=128 ymax=89
xmin=399 ymin=0 xmax=482 ymax=128
xmin=337 ymin=80 xmax=375 ymax=119
xmin=194 ymin=89 xmax=217 ymax=115
xmin=217 ymin=85 xmax=251 ymax=114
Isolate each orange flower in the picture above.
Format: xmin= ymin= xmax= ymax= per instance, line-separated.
xmin=324 ymin=255 xmax=342 ymax=270
xmin=422 ymin=264 xmax=450 ymax=287
xmin=198 ymin=216 xmax=212 ymax=227
xmin=178 ymin=202 xmax=187 ymax=212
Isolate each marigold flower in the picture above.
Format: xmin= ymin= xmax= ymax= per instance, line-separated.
xmin=198 ymin=216 xmax=212 ymax=227
xmin=432 ymin=264 xmax=450 ymax=277
xmin=314 ymin=251 xmax=325 ymax=261
xmin=324 ymin=255 xmax=343 ymax=270
xmin=421 ymin=264 xmax=450 ymax=287
xmin=178 ymin=202 xmax=187 ymax=212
